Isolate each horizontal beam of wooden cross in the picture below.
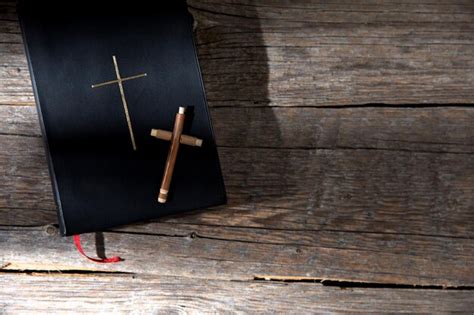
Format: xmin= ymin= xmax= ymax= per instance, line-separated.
xmin=150 ymin=129 xmax=203 ymax=147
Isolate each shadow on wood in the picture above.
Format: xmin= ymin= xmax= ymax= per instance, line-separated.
xmin=94 ymin=232 xmax=106 ymax=259
xmin=139 ymin=2 xmax=287 ymax=223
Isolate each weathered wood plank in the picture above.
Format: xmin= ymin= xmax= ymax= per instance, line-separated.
xmin=214 ymin=107 xmax=474 ymax=153
xmin=190 ymin=1 xmax=474 ymax=22
xmin=0 ymin=135 xmax=54 ymax=211
xmin=1 ymin=136 xmax=473 ymax=285
xmin=0 ymin=104 xmax=40 ymax=136
xmin=1 ymin=273 xmax=472 ymax=314
xmin=1 ymin=225 xmax=473 ymax=286
xmin=1 ymin=0 xmax=474 ymax=106
xmin=0 ymin=1 xmax=17 ymax=22
xmin=1 ymin=101 xmax=473 ymax=285
xmin=0 ymin=0 xmax=473 ymax=294
xmin=1 ymin=105 xmax=473 ymax=154
xmin=1 ymin=133 xmax=473 ymax=237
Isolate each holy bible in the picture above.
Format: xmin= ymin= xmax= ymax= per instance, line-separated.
xmin=18 ymin=1 xmax=226 ymax=236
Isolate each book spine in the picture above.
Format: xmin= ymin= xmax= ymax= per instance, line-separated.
xmin=17 ymin=4 xmax=67 ymax=236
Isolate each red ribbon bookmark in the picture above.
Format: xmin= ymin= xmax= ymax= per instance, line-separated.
xmin=73 ymin=234 xmax=122 ymax=263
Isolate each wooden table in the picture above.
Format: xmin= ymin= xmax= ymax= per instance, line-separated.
xmin=1 ymin=0 xmax=473 ymax=312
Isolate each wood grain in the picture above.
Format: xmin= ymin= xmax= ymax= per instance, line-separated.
xmin=1 ymin=130 xmax=473 ymax=236
xmin=189 ymin=0 xmax=474 ymax=107
xmin=1 ymin=273 xmax=472 ymax=314
xmin=2 ymin=105 xmax=473 ymax=154
xmin=1 ymin=0 xmax=474 ymax=106
xmin=1 ymin=0 xmax=474 ymax=312
xmin=1 ymin=138 xmax=473 ymax=285
xmin=1 ymin=223 xmax=473 ymax=286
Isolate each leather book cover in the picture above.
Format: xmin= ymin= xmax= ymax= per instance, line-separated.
xmin=18 ymin=1 xmax=227 ymax=236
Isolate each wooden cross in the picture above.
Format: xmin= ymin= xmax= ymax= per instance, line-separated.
xmin=91 ymin=55 xmax=147 ymax=151
xmin=151 ymin=106 xmax=203 ymax=203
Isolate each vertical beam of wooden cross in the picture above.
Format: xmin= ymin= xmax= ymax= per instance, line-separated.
xmin=91 ymin=56 xmax=147 ymax=151
xmin=150 ymin=107 xmax=204 ymax=203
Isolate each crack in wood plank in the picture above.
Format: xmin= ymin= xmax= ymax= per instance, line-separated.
xmin=0 ymin=0 xmax=473 ymax=302
xmin=254 ymin=276 xmax=474 ymax=290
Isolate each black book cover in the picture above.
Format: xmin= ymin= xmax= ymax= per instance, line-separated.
xmin=18 ymin=1 xmax=226 ymax=236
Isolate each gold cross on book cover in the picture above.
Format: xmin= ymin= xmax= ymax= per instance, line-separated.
xmin=91 ymin=55 xmax=147 ymax=151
